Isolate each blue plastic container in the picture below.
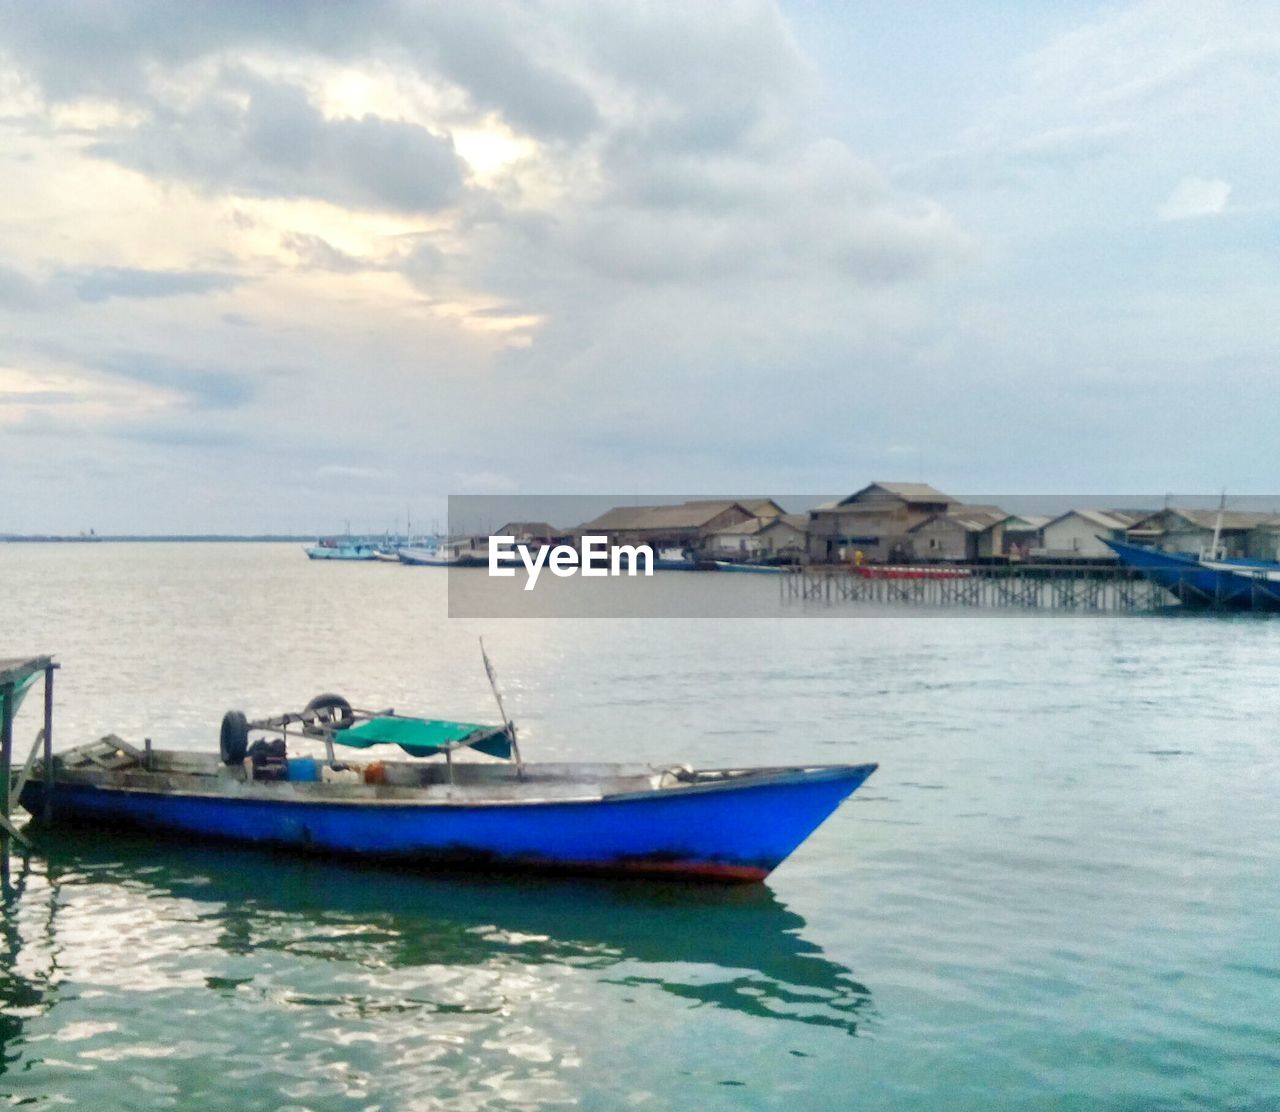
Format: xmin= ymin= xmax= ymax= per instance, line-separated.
xmin=286 ymin=757 xmax=321 ymax=783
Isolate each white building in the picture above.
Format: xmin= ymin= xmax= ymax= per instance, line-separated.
xmin=1036 ymin=510 xmax=1140 ymax=560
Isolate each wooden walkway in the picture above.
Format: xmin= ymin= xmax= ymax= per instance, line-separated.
xmin=780 ymin=565 xmax=1176 ymax=611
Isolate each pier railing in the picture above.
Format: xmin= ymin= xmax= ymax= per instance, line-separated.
xmin=780 ymin=565 xmax=1177 ymax=611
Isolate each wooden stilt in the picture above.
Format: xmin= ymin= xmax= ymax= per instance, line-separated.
xmin=42 ymin=665 xmax=54 ymax=823
xmin=1 ymin=682 xmax=12 ymax=885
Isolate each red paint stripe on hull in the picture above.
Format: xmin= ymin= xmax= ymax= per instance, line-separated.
xmin=525 ymin=858 xmax=772 ymax=883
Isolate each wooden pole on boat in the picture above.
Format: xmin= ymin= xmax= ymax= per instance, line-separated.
xmin=480 ymin=638 xmax=523 ymax=776
xmin=41 ymin=665 xmax=55 ymax=823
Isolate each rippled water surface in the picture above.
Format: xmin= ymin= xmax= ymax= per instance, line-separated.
xmin=3 ymin=543 xmax=1280 ymax=1109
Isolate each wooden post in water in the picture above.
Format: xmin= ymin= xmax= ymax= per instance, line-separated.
xmin=1 ymin=682 xmax=13 ymax=884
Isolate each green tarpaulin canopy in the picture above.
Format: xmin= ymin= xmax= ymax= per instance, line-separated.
xmin=0 ymin=656 xmax=51 ymax=724
xmin=334 ymin=716 xmax=512 ymax=760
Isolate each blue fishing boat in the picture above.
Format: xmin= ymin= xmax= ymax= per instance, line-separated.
xmin=17 ymin=661 xmax=877 ymax=883
xmin=1104 ymin=537 xmax=1280 ymax=609
xmin=305 ymin=537 xmax=377 ymax=560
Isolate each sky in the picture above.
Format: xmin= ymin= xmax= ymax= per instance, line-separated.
xmin=1 ymin=0 xmax=1278 ymax=534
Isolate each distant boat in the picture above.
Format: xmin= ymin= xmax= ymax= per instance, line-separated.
xmin=304 ymin=538 xmax=377 ymax=561
xmin=398 ymin=538 xmax=486 ymax=567
xmin=654 ymin=546 xmax=698 ymax=570
xmin=712 ymin=561 xmax=786 ymax=574
xmin=1104 ymin=538 xmax=1280 ymax=608
xmin=851 ymin=565 xmax=972 ymax=581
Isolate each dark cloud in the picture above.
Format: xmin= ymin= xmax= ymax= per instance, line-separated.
xmin=94 ymin=352 xmax=256 ymax=410
xmin=0 ymin=1 xmax=387 ymax=102
xmin=0 ymin=1 xmax=597 ymax=141
xmin=87 ymin=75 xmax=467 ymax=214
xmin=68 ymin=266 xmax=243 ymax=302
xmin=407 ymin=5 xmax=599 ymax=141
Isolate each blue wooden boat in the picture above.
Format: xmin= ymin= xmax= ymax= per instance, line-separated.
xmin=1104 ymin=538 xmax=1280 ymax=609
xmin=18 ymin=684 xmax=876 ymax=883
xmin=305 ymin=538 xmax=377 ymax=560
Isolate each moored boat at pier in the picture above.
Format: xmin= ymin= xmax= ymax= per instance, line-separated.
xmin=1103 ymin=537 xmax=1280 ymax=608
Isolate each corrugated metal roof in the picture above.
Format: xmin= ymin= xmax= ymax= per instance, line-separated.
xmin=819 ymin=478 xmax=952 ymax=509
xmin=1003 ymin=514 xmax=1050 ymax=530
xmin=684 ymin=498 xmax=783 ymax=516
xmin=1165 ymin=508 xmax=1280 ymax=530
xmin=910 ymin=505 xmax=1006 ymax=534
xmin=841 ymin=482 xmax=955 ymax=505
xmin=710 ymin=518 xmax=767 ymax=536
xmin=874 ymin=482 xmax=954 ymax=500
xmin=1102 ymin=510 xmax=1145 ymax=527
xmin=495 ymin=522 xmax=559 ymax=536
xmin=710 ymin=512 xmax=807 ymax=537
xmin=1044 ymin=509 xmax=1133 ymax=531
xmin=580 ymin=501 xmax=749 ymax=532
xmin=766 ymin=513 xmax=809 ymax=531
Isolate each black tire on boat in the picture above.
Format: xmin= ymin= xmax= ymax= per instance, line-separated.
xmin=220 ymin=710 xmax=249 ymax=765
xmin=303 ymin=692 xmax=355 ymax=731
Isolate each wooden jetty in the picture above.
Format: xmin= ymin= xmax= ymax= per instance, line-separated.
xmin=0 ymin=655 xmax=56 ymax=884
xmin=780 ymin=565 xmax=1177 ymax=612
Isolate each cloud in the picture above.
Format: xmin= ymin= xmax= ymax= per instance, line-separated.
xmin=314 ymin=464 xmax=394 ymax=480
xmin=0 ymin=1 xmax=600 ymax=141
xmin=281 ymin=233 xmax=370 ymax=274
xmin=68 ymin=266 xmax=244 ymax=302
xmin=87 ymin=74 xmax=468 ymax=214
xmin=409 ymin=4 xmax=599 ymax=141
xmin=93 ymin=351 xmax=256 ymax=410
xmin=104 ymin=419 xmax=249 ymax=447
xmin=1157 ymin=176 xmax=1231 ymax=221
xmin=0 ymin=264 xmax=45 ymax=307
xmin=456 ymin=469 xmax=516 ymax=493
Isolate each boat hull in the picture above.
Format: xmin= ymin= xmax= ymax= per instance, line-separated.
xmin=712 ymin=561 xmax=785 ymax=574
xmin=20 ymin=764 xmax=876 ymax=883
xmin=1104 ymin=538 xmax=1280 ymax=609
xmin=305 ymin=545 xmax=377 ymax=561
xmin=852 ymin=565 xmax=971 ymax=580
xmin=397 ymin=548 xmax=485 ymax=567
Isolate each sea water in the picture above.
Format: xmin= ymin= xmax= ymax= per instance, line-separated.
xmin=2 ymin=543 xmax=1278 ymax=1109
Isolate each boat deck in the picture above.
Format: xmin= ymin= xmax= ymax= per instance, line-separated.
xmin=40 ymin=737 xmax=862 ymax=808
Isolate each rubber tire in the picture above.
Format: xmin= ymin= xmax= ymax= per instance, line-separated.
xmin=220 ymin=710 xmax=249 ymax=765
xmin=303 ymin=692 xmax=354 ymax=730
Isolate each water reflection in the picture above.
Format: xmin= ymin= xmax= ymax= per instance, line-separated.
xmin=31 ymin=830 xmax=874 ymax=1036
xmin=0 ymin=851 xmax=76 ymax=1098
